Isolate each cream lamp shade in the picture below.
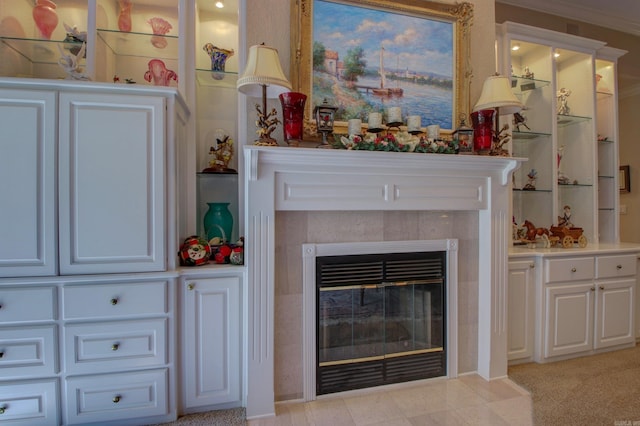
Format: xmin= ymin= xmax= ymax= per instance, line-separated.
xmin=237 ymin=44 xmax=292 ymax=98
xmin=473 ymin=75 xmax=523 ymax=114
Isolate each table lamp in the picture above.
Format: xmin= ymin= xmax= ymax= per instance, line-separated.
xmin=237 ymin=44 xmax=292 ymax=146
xmin=472 ymin=74 xmax=523 ymax=154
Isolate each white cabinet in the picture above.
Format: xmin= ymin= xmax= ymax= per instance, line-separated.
xmin=533 ymin=251 xmax=637 ymax=362
xmin=0 ymin=285 xmax=59 ymax=426
xmin=0 ymin=88 xmax=57 ymax=277
xmin=180 ymin=272 xmax=242 ymax=411
xmin=507 ymin=258 xmax=536 ymax=362
xmin=58 ymin=91 xmax=166 ymax=274
xmin=0 ymin=80 xmax=188 ymax=277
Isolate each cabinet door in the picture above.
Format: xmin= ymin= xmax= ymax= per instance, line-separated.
xmin=58 ymin=92 xmax=166 ymax=274
xmin=594 ymin=279 xmax=635 ymax=349
xmin=182 ymin=275 xmax=241 ymax=409
xmin=545 ymin=283 xmax=594 ymax=358
xmin=0 ymin=89 xmax=57 ymax=277
xmin=507 ymin=259 xmax=536 ymax=361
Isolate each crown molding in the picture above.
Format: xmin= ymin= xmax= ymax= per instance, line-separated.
xmin=496 ymin=0 xmax=640 ymax=36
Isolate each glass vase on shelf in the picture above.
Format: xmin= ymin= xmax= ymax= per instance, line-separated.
xmin=279 ymin=92 xmax=307 ymax=147
xmin=203 ymin=202 xmax=233 ymax=244
xmin=33 ymin=0 xmax=59 ymax=40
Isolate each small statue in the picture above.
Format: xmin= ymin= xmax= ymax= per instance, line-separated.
xmin=557 ymin=88 xmax=572 ymax=115
xmin=205 ymin=129 xmax=235 ymax=173
xmin=513 ymin=112 xmax=530 ymax=132
xmin=523 ymin=169 xmax=537 ymax=190
xmin=523 ymin=66 xmax=534 ymax=79
xmin=558 ymin=205 xmax=573 ymax=228
xmin=57 ymin=42 xmax=89 ymax=80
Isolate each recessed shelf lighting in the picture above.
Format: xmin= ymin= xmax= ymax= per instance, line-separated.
xmin=215 ymin=1 xmax=224 ymax=8
xmin=512 ymin=43 xmax=520 ymax=51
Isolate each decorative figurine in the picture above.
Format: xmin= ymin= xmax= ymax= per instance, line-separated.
xmin=523 ymin=66 xmax=534 ymax=79
xmin=557 ymin=88 xmax=572 ymax=115
xmin=178 ymin=236 xmax=211 ymax=266
xmin=57 ymin=42 xmax=89 ymax=80
xmin=513 ymin=112 xmax=530 ymax=132
xmin=523 ymin=169 xmax=537 ymax=190
xmin=204 ymin=129 xmax=235 ymax=173
xmin=558 ymin=205 xmax=573 ymax=228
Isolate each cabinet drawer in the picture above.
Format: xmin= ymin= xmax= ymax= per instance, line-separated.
xmin=0 ymin=287 xmax=56 ymax=324
xmin=64 ymin=319 xmax=167 ymax=374
xmin=596 ymin=254 xmax=637 ymax=279
xmin=0 ymin=379 xmax=59 ymax=425
xmin=0 ymin=326 xmax=57 ymax=379
xmin=63 ymin=280 xmax=168 ymax=320
xmin=544 ymin=257 xmax=594 ymax=283
xmin=64 ymin=368 xmax=168 ymax=425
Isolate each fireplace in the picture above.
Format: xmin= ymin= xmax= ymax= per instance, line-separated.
xmin=243 ymin=146 xmax=522 ymax=419
xmin=309 ymin=243 xmax=453 ymax=395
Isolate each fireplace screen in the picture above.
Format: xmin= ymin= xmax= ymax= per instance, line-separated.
xmin=316 ymin=251 xmax=445 ymax=395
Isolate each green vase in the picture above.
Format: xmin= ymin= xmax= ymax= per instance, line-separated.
xmin=203 ymin=202 xmax=233 ymax=242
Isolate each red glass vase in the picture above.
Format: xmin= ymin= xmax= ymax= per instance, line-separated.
xmin=33 ymin=0 xmax=58 ymax=40
xmin=471 ymin=109 xmax=495 ymax=154
xmin=279 ymin=92 xmax=307 ymax=147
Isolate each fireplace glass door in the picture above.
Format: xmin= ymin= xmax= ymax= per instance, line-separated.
xmin=316 ymin=251 xmax=446 ymax=394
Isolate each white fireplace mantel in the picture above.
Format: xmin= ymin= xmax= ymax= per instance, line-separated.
xmin=243 ymin=146 xmax=524 ymax=419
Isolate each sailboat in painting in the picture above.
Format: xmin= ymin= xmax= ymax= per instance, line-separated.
xmin=372 ymin=46 xmax=403 ymax=97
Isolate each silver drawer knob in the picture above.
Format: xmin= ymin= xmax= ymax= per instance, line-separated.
xmin=110 ymin=298 xmax=119 ymax=305
xmin=571 ymin=267 xmax=577 ymax=272
xmin=0 ymin=405 xmax=6 ymax=414
xmin=188 ymin=283 xmax=195 ymax=291
xmin=111 ymin=343 xmax=119 ymax=351
xmin=112 ymin=395 xmax=121 ymax=403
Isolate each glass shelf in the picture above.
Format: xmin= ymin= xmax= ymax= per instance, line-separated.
xmin=557 ymin=114 xmax=592 ymax=127
xmin=512 ymin=130 xmax=552 ymax=140
xmin=196 ymin=69 xmax=238 ymax=88
xmin=598 ymin=175 xmax=615 ymax=179
xmin=511 ymin=76 xmax=551 ymax=93
xmin=599 ymin=207 xmax=615 ymax=211
xmin=96 ymin=29 xmax=178 ymax=60
xmin=558 ymin=183 xmax=593 ymax=188
xmin=596 ymin=90 xmax=613 ymax=100
xmin=0 ymin=36 xmax=86 ymax=65
xmin=598 ymin=138 xmax=614 ymax=144
xmin=513 ymin=188 xmax=552 ymax=192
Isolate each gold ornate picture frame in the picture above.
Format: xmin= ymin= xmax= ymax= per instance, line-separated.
xmin=291 ymin=0 xmax=473 ymax=139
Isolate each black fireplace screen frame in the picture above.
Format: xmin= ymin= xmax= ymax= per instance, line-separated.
xmin=315 ymin=251 xmax=446 ymax=395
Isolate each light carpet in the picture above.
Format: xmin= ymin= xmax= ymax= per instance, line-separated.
xmin=152 ymin=407 xmax=246 ymax=426
xmin=508 ymin=345 xmax=640 ymax=425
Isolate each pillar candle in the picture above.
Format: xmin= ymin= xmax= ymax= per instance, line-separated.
xmin=368 ymin=112 xmax=382 ymax=129
xmin=427 ymin=124 xmax=440 ymax=139
xmin=407 ymin=115 xmax=421 ymax=132
xmin=387 ymin=107 xmax=402 ymax=124
xmin=347 ymin=119 xmax=362 ymax=136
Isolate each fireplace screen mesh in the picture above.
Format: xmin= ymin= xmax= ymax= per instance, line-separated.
xmin=316 ymin=251 xmax=446 ymax=394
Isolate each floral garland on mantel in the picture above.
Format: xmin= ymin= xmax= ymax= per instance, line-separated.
xmin=334 ymin=132 xmax=458 ymax=154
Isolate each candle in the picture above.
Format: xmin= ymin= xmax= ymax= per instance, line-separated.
xmin=368 ymin=112 xmax=382 ymax=129
xmin=407 ymin=115 xmax=421 ymax=132
xmin=427 ymin=124 xmax=440 ymax=139
xmin=387 ymin=107 xmax=402 ymax=124
xmin=347 ymin=119 xmax=362 ymax=136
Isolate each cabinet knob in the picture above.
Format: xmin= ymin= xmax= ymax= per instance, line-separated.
xmin=112 ymin=395 xmax=121 ymax=403
xmin=591 ymin=287 xmax=595 ymax=291
xmin=110 ymin=298 xmax=119 ymax=305
xmin=600 ymin=285 xmax=605 ymax=290
xmin=617 ymin=264 xmax=622 ymax=270
xmin=0 ymin=405 xmax=6 ymax=414
xmin=529 ymin=263 xmax=535 ymax=269
xmin=188 ymin=283 xmax=195 ymax=291
xmin=571 ymin=267 xmax=577 ymax=272
xmin=0 ymin=351 xmax=4 ymax=359
xmin=111 ymin=343 xmax=119 ymax=351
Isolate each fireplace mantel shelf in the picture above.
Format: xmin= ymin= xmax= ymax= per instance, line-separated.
xmin=243 ymin=146 xmax=524 ymax=419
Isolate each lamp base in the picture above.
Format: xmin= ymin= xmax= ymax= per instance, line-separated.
xmin=254 ymin=137 xmax=278 ymax=147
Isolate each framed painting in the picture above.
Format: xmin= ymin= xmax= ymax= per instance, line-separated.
xmin=290 ymin=0 xmax=473 ymax=138
xmin=620 ymin=165 xmax=630 ymax=193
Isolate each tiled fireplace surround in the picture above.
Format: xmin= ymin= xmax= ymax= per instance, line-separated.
xmin=244 ymin=146 xmax=522 ymax=419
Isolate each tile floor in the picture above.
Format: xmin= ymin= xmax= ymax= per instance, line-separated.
xmin=247 ymin=375 xmax=533 ymax=426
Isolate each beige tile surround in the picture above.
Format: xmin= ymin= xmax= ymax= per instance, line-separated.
xmin=273 ymin=210 xmax=481 ymax=402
